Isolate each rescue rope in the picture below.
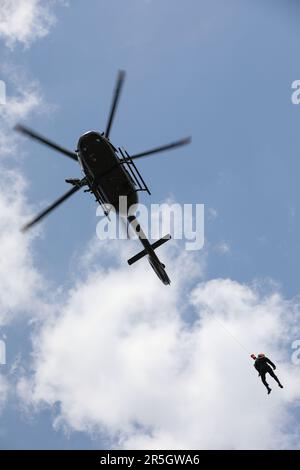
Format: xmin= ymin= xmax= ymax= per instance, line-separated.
xmin=205 ymin=309 xmax=252 ymax=355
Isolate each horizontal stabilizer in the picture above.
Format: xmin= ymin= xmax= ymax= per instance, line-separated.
xmin=127 ymin=234 xmax=171 ymax=266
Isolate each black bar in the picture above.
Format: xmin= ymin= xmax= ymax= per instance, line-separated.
xmin=0 ymin=450 xmax=298 ymax=466
xmin=118 ymin=148 xmax=141 ymax=189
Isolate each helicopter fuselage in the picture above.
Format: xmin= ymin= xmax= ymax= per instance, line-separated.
xmin=77 ymin=131 xmax=138 ymax=214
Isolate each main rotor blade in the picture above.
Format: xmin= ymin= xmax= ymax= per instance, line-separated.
xmin=15 ymin=124 xmax=77 ymax=161
xmin=21 ymin=185 xmax=81 ymax=232
xmin=130 ymin=137 xmax=192 ymax=160
xmin=105 ymin=70 xmax=126 ymax=139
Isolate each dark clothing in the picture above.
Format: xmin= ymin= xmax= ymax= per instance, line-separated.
xmin=260 ymin=366 xmax=281 ymax=389
xmin=254 ymin=357 xmax=282 ymax=391
xmin=254 ymin=356 xmax=275 ymax=374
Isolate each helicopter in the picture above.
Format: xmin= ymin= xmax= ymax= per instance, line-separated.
xmin=15 ymin=71 xmax=191 ymax=285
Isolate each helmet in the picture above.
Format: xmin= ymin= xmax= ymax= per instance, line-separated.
xmin=258 ymin=353 xmax=265 ymax=358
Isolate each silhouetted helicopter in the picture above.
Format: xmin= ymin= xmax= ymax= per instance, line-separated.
xmin=15 ymin=71 xmax=191 ymax=285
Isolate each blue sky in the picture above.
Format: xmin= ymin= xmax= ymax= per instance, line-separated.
xmin=0 ymin=0 xmax=300 ymax=450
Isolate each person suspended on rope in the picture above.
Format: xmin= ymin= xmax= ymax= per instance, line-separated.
xmin=251 ymin=353 xmax=283 ymax=395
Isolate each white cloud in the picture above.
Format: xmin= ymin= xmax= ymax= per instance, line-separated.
xmin=0 ymin=170 xmax=45 ymax=325
xmin=0 ymin=0 xmax=64 ymax=48
xmin=0 ymin=70 xmax=42 ymax=156
xmin=0 ymin=70 xmax=46 ymax=325
xmin=18 ymin=241 xmax=300 ymax=450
